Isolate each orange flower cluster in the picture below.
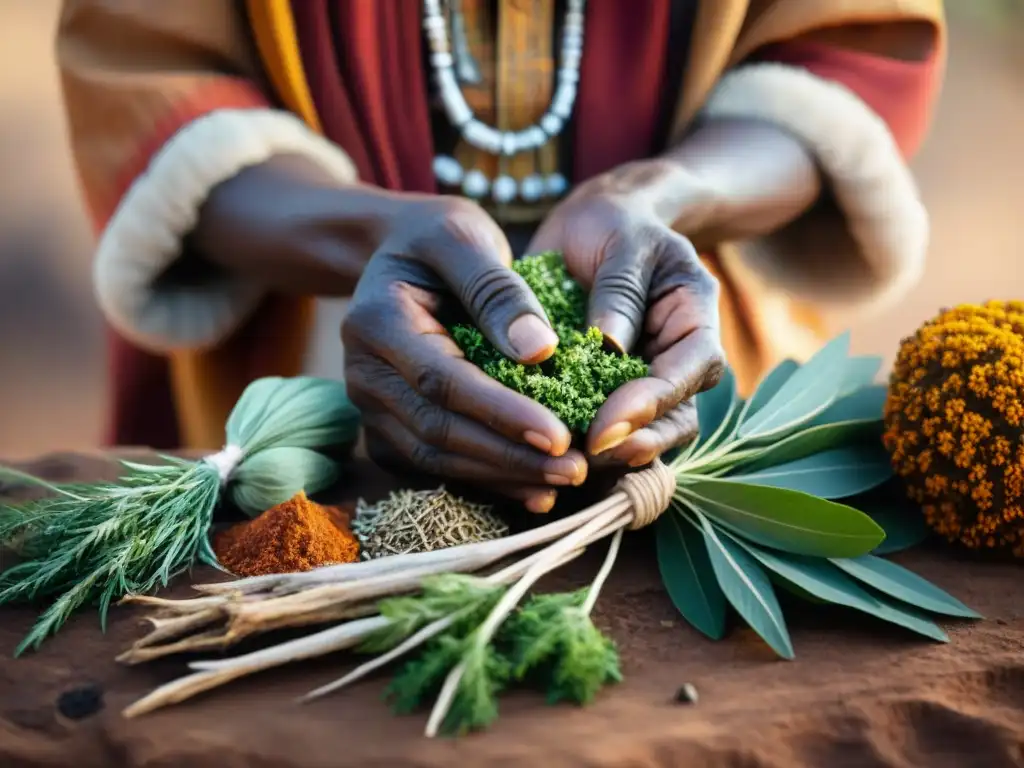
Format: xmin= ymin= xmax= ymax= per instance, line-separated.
xmin=884 ymin=301 xmax=1024 ymax=556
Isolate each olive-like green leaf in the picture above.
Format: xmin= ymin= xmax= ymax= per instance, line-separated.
xmin=693 ymin=510 xmax=794 ymax=659
xmin=733 ymin=539 xmax=948 ymax=642
xmin=738 ymin=332 xmax=850 ymax=441
xmin=695 ymin=369 xmax=738 ymax=449
xmin=732 ymin=419 xmax=881 ymax=474
xmin=839 ymin=356 xmax=883 ymax=397
xmin=679 ymin=478 xmax=885 ymax=558
xmin=728 ymin=445 xmax=893 ymax=499
xmin=656 ymin=510 xmax=727 ymax=639
xmin=772 ymin=574 xmax=828 ymax=605
xmin=830 ymin=555 xmax=981 ymax=618
xmin=863 ymin=505 xmax=930 ymax=555
xmin=811 ymin=385 xmax=887 ymax=427
xmin=739 ymin=359 xmax=799 ymax=423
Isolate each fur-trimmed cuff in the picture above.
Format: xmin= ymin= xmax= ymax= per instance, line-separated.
xmin=700 ymin=63 xmax=929 ymax=312
xmin=93 ymin=108 xmax=358 ymax=353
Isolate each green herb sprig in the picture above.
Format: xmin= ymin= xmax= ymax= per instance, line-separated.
xmin=0 ymin=458 xmax=219 ymax=655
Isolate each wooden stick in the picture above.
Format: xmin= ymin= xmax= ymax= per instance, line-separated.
xmin=122 ymin=615 xmax=392 ymax=718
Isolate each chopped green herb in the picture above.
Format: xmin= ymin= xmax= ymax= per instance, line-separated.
xmin=450 ymin=252 xmax=648 ymax=433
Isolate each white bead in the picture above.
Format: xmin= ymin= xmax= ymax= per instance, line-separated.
xmin=552 ymin=83 xmax=577 ymax=118
xmin=431 ymin=51 xmax=454 ymax=69
xmin=545 ymin=173 xmax=568 ymax=197
xmin=559 ymin=65 xmax=580 ymax=83
xmin=432 ymin=155 xmax=464 ymax=186
xmin=513 ymin=129 xmax=535 ymax=150
xmin=492 ymin=175 xmax=517 ymax=203
xmin=462 ymin=170 xmax=490 ymax=199
xmin=500 ymin=132 xmax=518 ymax=156
xmin=423 ymin=15 xmax=445 ymax=31
xmin=520 ymin=174 xmax=544 ymax=202
xmin=525 ymin=126 xmax=547 ymax=148
xmin=463 ymin=120 xmax=503 ymax=154
xmin=540 ymin=113 xmax=564 ymax=136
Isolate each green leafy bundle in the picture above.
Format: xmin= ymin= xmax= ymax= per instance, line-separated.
xmin=0 ymin=376 xmax=360 ymax=654
xmin=660 ymin=334 xmax=981 ymax=657
xmin=371 ymin=577 xmax=619 ymax=736
xmin=449 ymin=251 xmax=647 ymax=432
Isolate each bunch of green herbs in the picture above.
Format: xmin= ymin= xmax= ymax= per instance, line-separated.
xmin=372 ymin=576 xmax=620 ymax=736
xmin=659 ymin=334 xmax=982 ymax=657
xmin=0 ymin=376 xmax=360 ymax=654
xmin=449 ymin=251 xmax=647 ymax=433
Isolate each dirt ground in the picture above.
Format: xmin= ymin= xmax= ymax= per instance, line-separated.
xmin=0 ymin=3 xmax=1022 ymax=459
xmin=1 ymin=452 xmax=1023 ymax=768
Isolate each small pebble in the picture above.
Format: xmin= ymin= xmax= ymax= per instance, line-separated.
xmin=674 ymin=683 xmax=699 ymax=705
xmin=660 ymin=620 xmax=675 ymax=628
xmin=56 ymin=684 xmax=104 ymax=720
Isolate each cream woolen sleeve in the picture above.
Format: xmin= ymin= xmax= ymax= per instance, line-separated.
xmin=91 ymin=109 xmax=358 ymax=353
xmin=697 ymin=62 xmax=929 ymax=313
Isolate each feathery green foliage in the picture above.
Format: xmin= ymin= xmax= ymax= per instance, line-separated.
xmin=0 ymin=376 xmax=360 ymax=653
xmin=450 ymin=251 xmax=647 ymax=433
xmin=0 ymin=458 xmax=218 ymax=655
xmin=371 ymin=575 xmax=621 ymax=736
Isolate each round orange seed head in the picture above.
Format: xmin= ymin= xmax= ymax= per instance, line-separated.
xmin=884 ymin=300 xmax=1024 ymax=556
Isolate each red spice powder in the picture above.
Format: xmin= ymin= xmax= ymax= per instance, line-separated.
xmin=213 ymin=491 xmax=359 ymax=577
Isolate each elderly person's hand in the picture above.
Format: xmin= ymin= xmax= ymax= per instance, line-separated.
xmin=342 ymin=195 xmax=589 ymax=512
xmin=528 ymin=158 xmax=727 ymax=468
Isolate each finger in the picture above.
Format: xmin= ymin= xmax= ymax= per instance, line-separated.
xmin=644 ymin=285 xmax=716 ymax=359
xmin=491 ymin=484 xmax=560 ymax=514
xmin=365 ymin=428 xmax=558 ymax=512
xmin=582 ymin=232 xmax=657 ymax=354
xmin=363 ymin=412 xmax=585 ymax=488
xmin=599 ymin=401 xmax=699 ymax=468
xmin=349 ymin=365 xmax=587 ymax=487
xmin=345 ymin=299 xmax=573 ymax=456
xmin=587 ymin=329 xmax=724 ymax=456
xmin=410 ymin=204 xmax=559 ymax=364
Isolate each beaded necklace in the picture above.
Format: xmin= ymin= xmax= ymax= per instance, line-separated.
xmin=423 ymin=0 xmax=585 ymax=203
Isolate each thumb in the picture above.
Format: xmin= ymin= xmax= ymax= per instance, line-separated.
xmin=586 ymin=241 xmax=655 ymax=354
xmin=418 ymin=205 xmax=559 ymax=365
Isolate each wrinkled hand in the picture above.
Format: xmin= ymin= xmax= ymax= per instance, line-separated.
xmin=529 ymin=160 xmax=726 ymax=467
xmin=343 ymin=196 xmax=588 ymax=512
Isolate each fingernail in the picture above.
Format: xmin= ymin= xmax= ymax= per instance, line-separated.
xmin=596 ymin=311 xmax=635 ymax=354
xmin=543 ymin=456 xmax=586 ymax=487
xmin=592 ymin=421 xmax=633 ymax=456
xmin=544 ymin=473 xmax=573 ymax=487
xmin=526 ymin=491 xmax=557 ymax=514
xmin=523 ymin=430 xmax=553 ymax=454
xmin=627 ymin=449 xmax=658 ymax=468
xmin=610 ymin=440 xmax=658 ymax=468
xmin=508 ymin=314 xmax=558 ymax=364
